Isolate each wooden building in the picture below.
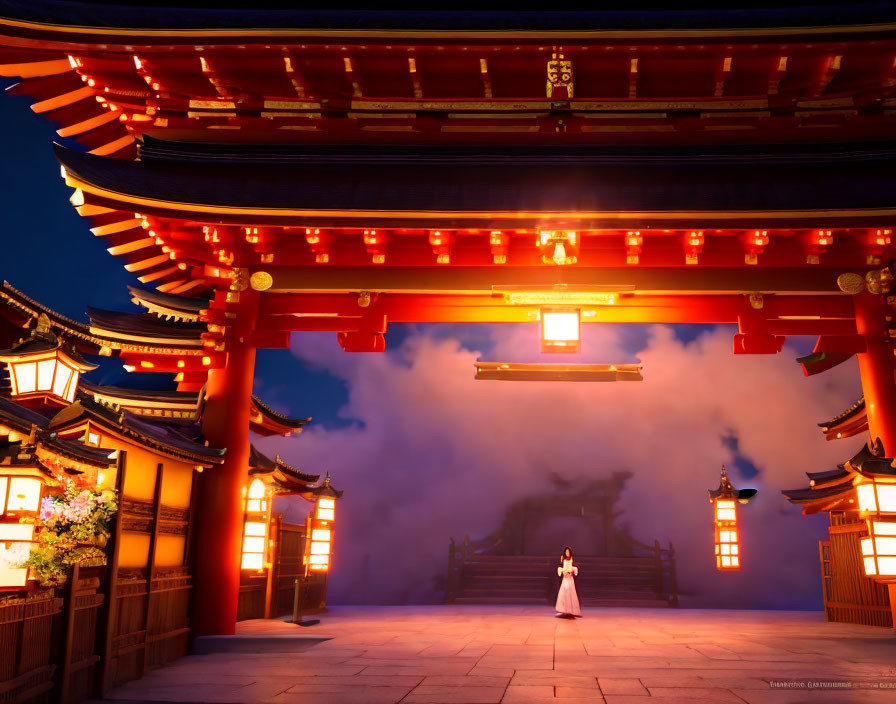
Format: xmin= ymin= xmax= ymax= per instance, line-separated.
xmin=784 ymin=419 xmax=894 ymax=627
xmin=1 ymin=0 xmax=896 ymax=640
xmin=0 ymin=283 xmax=337 ymax=702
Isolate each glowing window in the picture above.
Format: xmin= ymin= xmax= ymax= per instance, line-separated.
xmin=317 ymin=507 xmax=334 ymax=521
xmin=540 ymin=309 xmax=581 ymax=352
xmin=52 ymin=364 xmax=73 ymax=401
xmin=36 ymin=359 xmax=55 ymax=391
xmin=308 ymin=554 xmax=329 ymax=565
xmin=311 ymin=529 xmax=331 ymax=541
xmin=244 ymin=521 xmax=266 ymax=537
xmin=240 ymin=552 xmax=263 ymax=570
xmin=0 ymin=524 xmax=34 ymax=541
xmin=877 ymin=484 xmax=896 ymax=513
xmin=242 ymin=536 xmax=265 ymax=554
xmin=715 ymin=500 xmax=736 ymax=522
xmin=13 ymin=362 xmax=37 ymax=395
xmin=6 ymin=478 xmax=41 ymax=512
xmin=310 ymin=541 xmax=330 ymax=555
xmin=248 ymin=478 xmax=265 ymax=500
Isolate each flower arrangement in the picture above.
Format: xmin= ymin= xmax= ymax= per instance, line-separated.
xmin=19 ymin=477 xmax=118 ymax=587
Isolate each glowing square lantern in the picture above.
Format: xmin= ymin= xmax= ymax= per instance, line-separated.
xmin=708 ymin=466 xmax=757 ymax=571
xmin=305 ymin=477 xmax=338 ymax=572
xmin=0 ymin=315 xmax=96 ymax=405
xmin=540 ymin=308 xmax=581 ymax=353
xmin=854 ymin=465 xmax=896 ymax=580
xmin=0 ymin=459 xmax=48 ymax=587
xmin=241 ymin=478 xmax=269 ymax=571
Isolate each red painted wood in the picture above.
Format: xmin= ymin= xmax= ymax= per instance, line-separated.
xmin=192 ymin=290 xmax=259 ymax=636
xmin=854 ymin=292 xmax=896 ymax=455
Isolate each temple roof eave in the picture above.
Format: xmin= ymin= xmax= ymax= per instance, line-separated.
xmin=48 ymin=398 xmax=225 ymax=465
xmin=56 ymin=143 xmax=896 ymax=229
xmin=2 ymin=3 xmax=896 ymax=39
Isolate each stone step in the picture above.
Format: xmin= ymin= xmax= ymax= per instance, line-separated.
xmin=453 ymin=596 xmax=549 ymax=604
xmin=581 ymin=598 xmax=674 ymax=608
xmin=463 ymin=562 xmax=656 ymax=575
xmin=464 ymin=558 xmax=656 ymax=566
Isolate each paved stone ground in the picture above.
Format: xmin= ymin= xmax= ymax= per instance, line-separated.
xmin=103 ymin=605 xmax=896 ymax=703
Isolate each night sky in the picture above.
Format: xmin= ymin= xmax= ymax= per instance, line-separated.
xmin=0 ymin=79 xmax=863 ymax=609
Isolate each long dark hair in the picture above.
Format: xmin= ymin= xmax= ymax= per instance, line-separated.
xmin=560 ymin=546 xmax=573 ymax=564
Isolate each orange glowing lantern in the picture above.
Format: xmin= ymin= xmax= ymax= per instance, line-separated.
xmin=853 ymin=461 xmax=896 ymax=580
xmin=0 ymin=315 xmax=96 ymax=406
xmin=708 ymin=466 xmax=757 ymax=571
xmin=540 ymin=308 xmax=581 ymax=353
xmin=305 ymin=476 xmax=338 ymax=573
xmin=240 ymin=478 xmax=269 ymax=571
xmin=0 ymin=451 xmax=49 ymax=588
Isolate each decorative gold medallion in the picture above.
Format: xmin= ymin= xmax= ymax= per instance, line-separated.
xmin=250 ymin=271 xmax=274 ymax=291
xmin=836 ymin=272 xmax=866 ymax=295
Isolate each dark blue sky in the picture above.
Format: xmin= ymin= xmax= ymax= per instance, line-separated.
xmin=0 ymin=80 xmax=363 ymax=426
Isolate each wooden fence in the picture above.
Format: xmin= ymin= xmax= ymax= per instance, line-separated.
xmin=236 ymin=516 xmax=327 ymax=621
xmin=819 ymin=512 xmax=892 ymax=627
xmin=0 ymin=451 xmax=197 ymax=703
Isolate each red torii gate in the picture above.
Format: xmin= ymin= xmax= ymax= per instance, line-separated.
xmin=3 ymin=3 xmax=896 ymax=634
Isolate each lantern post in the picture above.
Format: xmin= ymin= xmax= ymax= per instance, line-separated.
xmin=708 ymin=466 xmax=757 ymax=570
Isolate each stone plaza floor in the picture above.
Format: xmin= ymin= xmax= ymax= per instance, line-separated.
xmin=102 ymin=605 xmax=896 ymax=704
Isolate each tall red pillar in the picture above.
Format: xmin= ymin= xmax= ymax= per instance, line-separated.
xmin=853 ymin=293 xmax=896 ymax=630
xmin=193 ymin=289 xmax=259 ymax=636
xmin=854 ymin=292 xmax=896 ymax=455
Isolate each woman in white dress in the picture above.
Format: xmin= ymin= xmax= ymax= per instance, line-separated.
xmin=555 ymin=546 xmax=581 ymax=617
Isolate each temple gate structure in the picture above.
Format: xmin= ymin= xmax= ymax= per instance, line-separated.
xmin=446 ymin=472 xmax=678 ymax=607
xmin=2 ymin=1 xmax=896 ymax=654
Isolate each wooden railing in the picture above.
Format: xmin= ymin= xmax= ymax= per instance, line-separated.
xmin=0 ymin=590 xmax=62 ymax=704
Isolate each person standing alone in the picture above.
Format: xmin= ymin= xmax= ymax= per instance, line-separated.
xmin=555 ymin=546 xmax=581 ymax=617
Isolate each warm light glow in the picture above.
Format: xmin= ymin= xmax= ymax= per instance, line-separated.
xmin=713 ymin=498 xmax=740 ymax=570
xmin=317 ymin=507 xmax=335 ymax=521
xmin=856 ymin=476 xmax=896 ymax=515
xmin=311 ymin=529 xmax=331 ymax=541
xmin=6 ymin=478 xmax=41 ymax=513
xmin=241 ymin=552 xmax=263 ymax=570
xmin=715 ymin=499 xmax=736 ymax=521
xmin=248 ymin=478 xmax=265 ymax=500
xmin=861 ymin=521 xmax=896 ymax=577
xmin=310 ymin=541 xmax=330 ymax=555
xmin=241 ymin=480 xmax=269 ymax=571
xmin=244 ymin=521 xmax=266 ymax=537
xmin=0 ymin=524 xmax=34 ymax=541
xmin=2 ymin=351 xmax=83 ymax=403
xmin=540 ymin=309 xmax=581 ymax=353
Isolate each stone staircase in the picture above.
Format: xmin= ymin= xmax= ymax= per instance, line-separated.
xmin=448 ymin=554 xmax=677 ymax=607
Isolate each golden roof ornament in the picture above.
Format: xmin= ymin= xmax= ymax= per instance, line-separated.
xmin=547 ymin=49 xmax=573 ymax=99
xmin=35 ymin=312 xmax=51 ymax=334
